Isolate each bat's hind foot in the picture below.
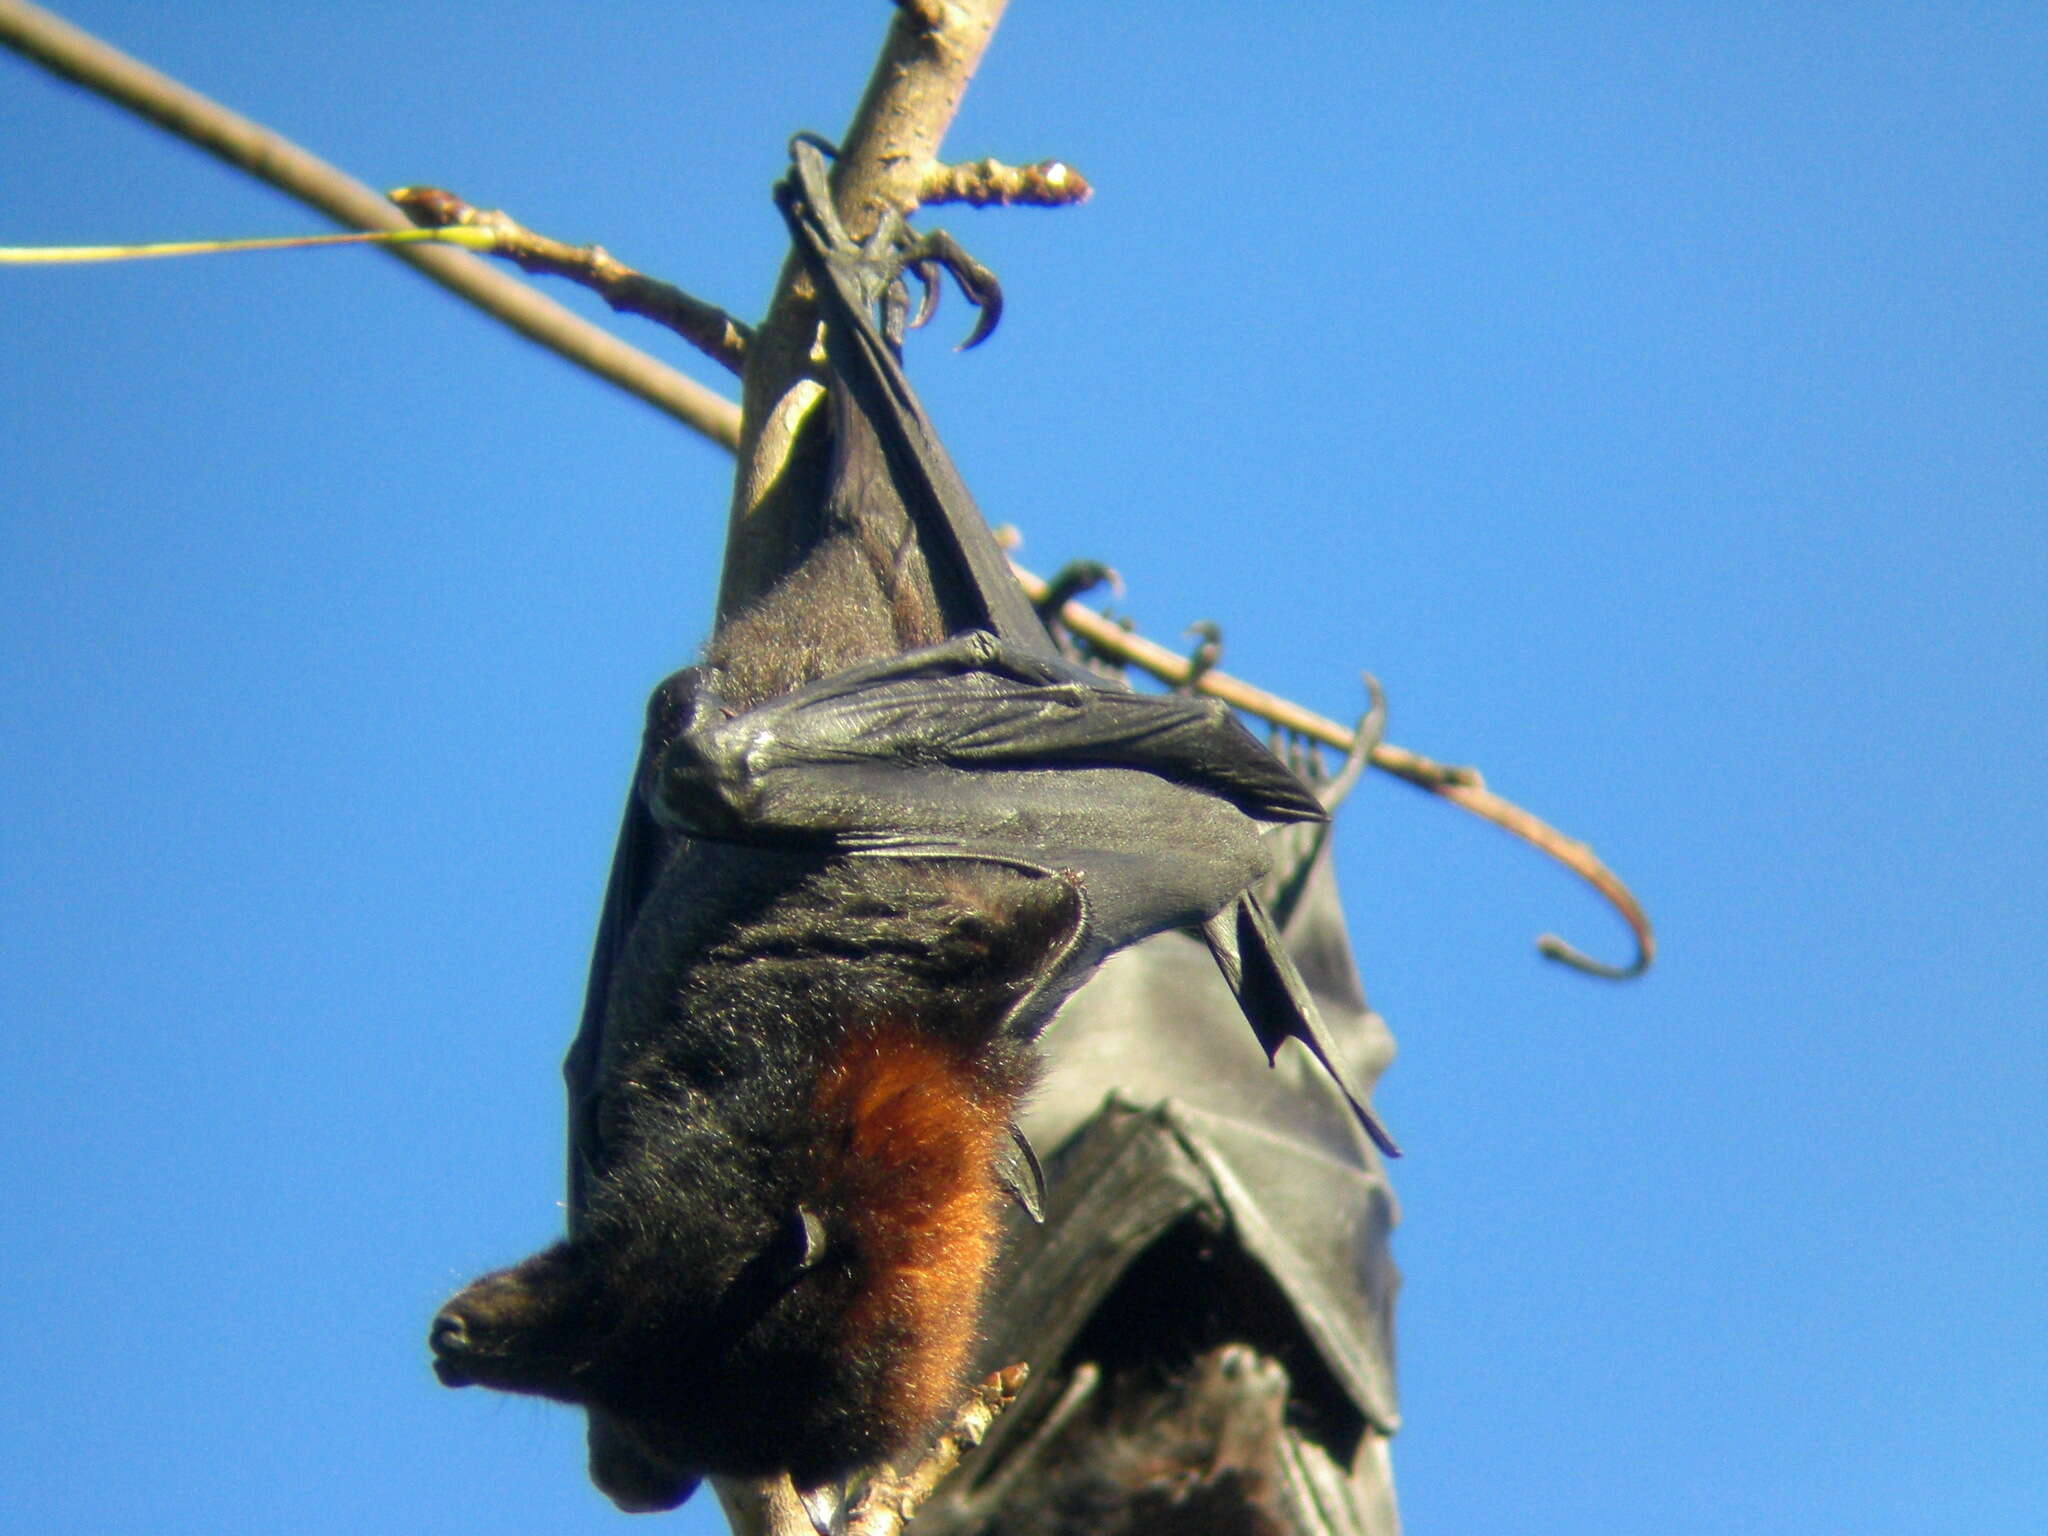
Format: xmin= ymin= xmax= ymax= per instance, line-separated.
xmin=781 ymin=135 xmax=1003 ymax=352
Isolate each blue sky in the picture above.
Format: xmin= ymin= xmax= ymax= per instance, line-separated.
xmin=3 ymin=4 xmax=2042 ymax=1533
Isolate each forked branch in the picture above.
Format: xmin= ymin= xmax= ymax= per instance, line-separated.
xmin=3 ymin=0 xmax=1653 ymax=988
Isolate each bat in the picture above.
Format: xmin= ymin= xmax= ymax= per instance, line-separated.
xmin=428 ymin=138 xmax=1393 ymax=1514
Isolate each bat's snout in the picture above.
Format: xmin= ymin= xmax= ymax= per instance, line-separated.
xmin=428 ymin=1308 xmax=477 ymax=1386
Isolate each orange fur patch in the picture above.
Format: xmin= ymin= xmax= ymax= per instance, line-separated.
xmin=811 ymin=1017 xmax=1013 ymax=1437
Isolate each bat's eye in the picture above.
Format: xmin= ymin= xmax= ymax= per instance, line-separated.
xmin=762 ymin=1204 xmax=829 ymax=1290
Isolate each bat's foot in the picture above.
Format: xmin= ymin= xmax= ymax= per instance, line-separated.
xmin=781 ymin=135 xmax=1004 ymax=352
xmin=856 ymin=208 xmax=1002 ymax=352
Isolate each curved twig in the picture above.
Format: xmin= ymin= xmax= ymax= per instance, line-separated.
xmin=1010 ymin=563 xmax=1655 ymax=980
xmin=1310 ymin=674 xmax=1384 ymax=814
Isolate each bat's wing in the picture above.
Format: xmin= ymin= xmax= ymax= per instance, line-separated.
xmin=657 ymin=636 xmax=1394 ymax=1150
xmin=917 ymin=755 xmax=1401 ymax=1536
xmin=1202 ymin=893 xmax=1400 ymax=1157
xmin=645 ymin=640 xmax=1328 ymax=1037
xmin=560 ymin=670 xmax=700 ymax=1213
xmin=661 ymin=632 xmax=1325 ymax=833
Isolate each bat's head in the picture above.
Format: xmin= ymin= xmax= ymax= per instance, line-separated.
xmin=429 ymin=1018 xmax=1035 ymax=1492
xmin=431 ymin=1196 xmax=834 ymax=1388
xmin=430 ymin=1169 xmax=880 ymax=1476
xmin=432 ymin=857 xmax=1071 ymax=1494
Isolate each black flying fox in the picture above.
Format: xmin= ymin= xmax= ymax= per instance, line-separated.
xmin=429 ymin=138 xmax=1394 ymax=1513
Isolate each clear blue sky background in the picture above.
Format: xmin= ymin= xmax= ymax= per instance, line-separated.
xmin=3 ymin=5 xmax=2041 ymax=1533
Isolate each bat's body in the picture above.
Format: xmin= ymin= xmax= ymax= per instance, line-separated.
xmin=430 ymin=142 xmax=1387 ymax=1512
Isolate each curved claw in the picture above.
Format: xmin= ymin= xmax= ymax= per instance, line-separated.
xmin=1312 ymin=675 xmax=1384 ymax=813
xmin=1034 ymin=558 xmax=1122 ymax=626
xmin=902 ymin=257 xmax=945 ymax=331
xmin=788 ymin=130 xmax=841 ymax=162
xmin=905 ymin=229 xmax=1003 ymax=349
xmin=1178 ymin=621 xmax=1223 ymax=694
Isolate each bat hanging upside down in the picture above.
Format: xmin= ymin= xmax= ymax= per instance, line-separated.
xmin=428 ymin=138 xmax=1396 ymax=1513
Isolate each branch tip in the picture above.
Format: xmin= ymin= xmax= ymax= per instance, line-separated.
xmin=921 ymin=157 xmax=1093 ymax=209
xmin=1538 ymin=933 xmax=1651 ymax=981
xmin=388 ymin=185 xmax=750 ymax=374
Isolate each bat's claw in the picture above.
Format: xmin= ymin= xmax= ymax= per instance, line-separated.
xmin=1034 ymin=558 xmax=1122 ymax=627
xmin=902 ymin=229 xmax=1003 ymax=349
xmin=873 ymin=220 xmax=1003 ymax=351
xmin=797 ymin=1482 xmax=845 ymax=1536
xmin=1178 ymin=621 xmax=1223 ymax=693
xmin=1033 ymin=559 xmax=1127 ymax=671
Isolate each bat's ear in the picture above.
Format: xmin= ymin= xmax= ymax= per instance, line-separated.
xmin=937 ymin=864 xmax=1091 ymax=1045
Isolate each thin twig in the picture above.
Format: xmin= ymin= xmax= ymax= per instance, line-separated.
xmin=844 ymin=1365 xmax=1029 ymax=1536
xmin=1011 ymin=561 xmax=1656 ymax=980
xmin=389 ymin=186 xmax=751 ymax=376
xmin=0 ymin=0 xmax=740 ymax=446
xmin=920 ymin=157 xmax=1093 ymax=208
xmin=0 ymin=226 xmax=496 ymax=263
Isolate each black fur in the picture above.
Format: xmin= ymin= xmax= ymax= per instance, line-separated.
xmin=435 ymin=851 xmax=1064 ymax=1491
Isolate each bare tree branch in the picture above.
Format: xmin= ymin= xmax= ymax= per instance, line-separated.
xmin=843 ymin=1366 xmax=1028 ymax=1536
xmin=3 ymin=0 xmax=1647 ymax=978
xmin=0 ymin=0 xmax=741 ymax=446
